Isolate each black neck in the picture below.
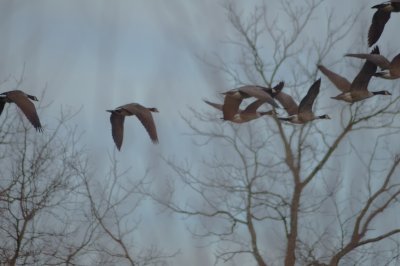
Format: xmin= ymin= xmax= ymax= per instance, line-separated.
xmin=372 ymin=90 xmax=388 ymax=95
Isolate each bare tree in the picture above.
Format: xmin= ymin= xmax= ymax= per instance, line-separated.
xmin=0 ymin=83 xmax=172 ymax=265
xmin=149 ymin=1 xmax=400 ymax=265
xmin=0 ymin=93 xmax=94 ymax=265
xmin=81 ymin=152 xmax=176 ymax=266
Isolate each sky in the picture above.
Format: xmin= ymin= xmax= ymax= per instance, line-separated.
xmin=0 ymin=0 xmax=399 ymax=265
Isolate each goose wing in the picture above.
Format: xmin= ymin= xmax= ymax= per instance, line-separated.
xmin=261 ymin=81 xmax=285 ymax=97
xmin=222 ymin=95 xmax=241 ymax=120
xmin=298 ymin=79 xmax=321 ymax=115
xmin=123 ymin=104 xmax=159 ymax=143
xmin=350 ymin=46 xmax=379 ymax=92
xmin=318 ymin=65 xmax=352 ymax=92
xmin=238 ymin=86 xmax=279 ymax=108
xmin=275 ymin=91 xmax=298 ymax=116
xmin=368 ymin=8 xmax=391 ymax=47
xmin=109 ymin=112 xmax=125 ymax=150
xmin=0 ymin=101 xmax=6 ymax=116
xmin=203 ymin=99 xmax=223 ymax=111
xmin=6 ymin=91 xmax=42 ymax=131
xmin=272 ymin=81 xmax=285 ymax=94
xmin=389 ymin=53 xmax=400 ymax=74
xmin=345 ymin=53 xmax=390 ymax=69
xmin=242 ymin=99 xmax=266 ymax=114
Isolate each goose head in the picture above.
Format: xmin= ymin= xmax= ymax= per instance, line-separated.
xmin=371 ymin=90 xmax=392 ymax=96
xmin=148 ymin=107 xmax=159 ymax=113
xmin=317 ymin=114 xmax=331 ymax=120
xmin=27 ymin=94 xmax=39 ymax=101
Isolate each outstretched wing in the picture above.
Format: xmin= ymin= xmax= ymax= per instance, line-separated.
xmin=7 ymin=91 xmax=42 ymax=131
xmin=238 ymin=86 xmax=279 ymax=108
xmin=222 ymin=95 xmax=241 ymax=120
xmin=0 ymin=101 xmax=6 ymax=116
xmin=203 ymin=99 xmax=223 ymax=111
xmin=345 ymin=53 xmax=390 ymax=69
xmin=351 ymin=46 xmax=379 ymax=92
xmin=242 ymin=99 xmax=266 ymax=114
xmin=126 ymin=105 xmax=159 ymax=144
xmin=109 ymin=112 xmax=125 ymax=150
xmin=298 ymin=79 xmax=321 ymax=114
xmin=368 ymin=9 xmax=391 ymax=47
xmin=275 ymin=91 xmax=298 ymax=116
xmin=318 ymin=65 xmax=352 ymax=92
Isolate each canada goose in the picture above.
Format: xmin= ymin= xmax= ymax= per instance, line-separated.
xmin=276 ymin=79 xmax=330 ymax=124
xmin=0 ymin=90 xmax=42 ymax=131
xmin=106 ymin=103 xmax=158 ymax=151
xmin=318 ymin=46 xmax=391 ymax=103
xmin=368 ymin=0 xmax=400 ymax=47
xmin=221 ymin=82 xmax=282 ymax=121
xmin=203 ymin=99 xmax=276 ymax=123
xmin=345 ymin=51 xmax=400 ymax=79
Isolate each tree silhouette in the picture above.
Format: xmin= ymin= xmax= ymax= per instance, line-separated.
xmin=150 ymin=1 xmax=400 ymax=265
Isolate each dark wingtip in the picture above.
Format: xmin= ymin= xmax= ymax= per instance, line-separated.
xmin=368 ymin=39 xmax=374 ymax=47
xmin=273 ymin=81 xmax=285 ymax=93
xmin=313 ymin=78 xmax=321 ymax=88
xmin=371 ymin=45 xmax=380 ymax=54
xmin=371 ymin=3 xmax=388 ymax=9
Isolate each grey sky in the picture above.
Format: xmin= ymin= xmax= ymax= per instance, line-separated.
xmin=0 ymin=0 xmax=399 ymax=264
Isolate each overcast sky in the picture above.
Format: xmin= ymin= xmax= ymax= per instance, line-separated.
xmin=0 ymin=1 xmax=399 ymax=264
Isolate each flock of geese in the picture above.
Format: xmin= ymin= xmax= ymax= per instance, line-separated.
xmin=0 ymin=1 xmax=399 ymax=150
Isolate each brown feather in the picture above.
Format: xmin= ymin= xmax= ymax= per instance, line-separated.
xmin=317 ymin=65 xmax=352 ymax=92
xmin=5 ymin=90 xmax=42 ymax=131
xmin=109 ymin=112 xmax=125 ymax=150
xmin=368 ymin=8 xmax=391 ymax=47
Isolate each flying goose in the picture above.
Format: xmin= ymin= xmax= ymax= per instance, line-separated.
xmin=0 ymin=90 xmax=43 ymax=131
xmin=318 ymin=46 xmax=391 ymax=103
xmin=276 ymin=79 xmax=330 ymax=124
xmin=107 ymin=103 xmax=159 ymax=151
xmin=368 ymin=0 xmax=400 ymax=47
xmin=221 ymin=82 xmax=282 ymax=121
xmin=345 ymin=50 xmax=400 ymax=79
xmin=203 ymin=99 xmax=276 ymax=123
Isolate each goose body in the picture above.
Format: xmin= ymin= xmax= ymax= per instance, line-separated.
xmin=345 ymin=52 xmax=400 ymax=80
xmin=0 ymin=90 xmax=42 ymax=131
xmin=368 ymin=0 xmax=400 ymax=47
xmin=276 ymin=79 xmax=330 ymax=124
xmin=318 ymin=46 xmax=391 ymax=103
xmin=107 ymin=103 xmax=159 ymax=151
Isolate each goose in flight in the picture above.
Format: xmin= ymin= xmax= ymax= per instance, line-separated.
xmin=368 ymin=0 xmax=400 ymax=47
xmin=276 ymin=79 xmax=330 ymax=124
xmin=107 ymin=103 xmax=158 ymax=151
xmin=0 ymin=90 xmax=43 ymax=131
xmin=318 ymin=46 xmax=391 ymax=103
